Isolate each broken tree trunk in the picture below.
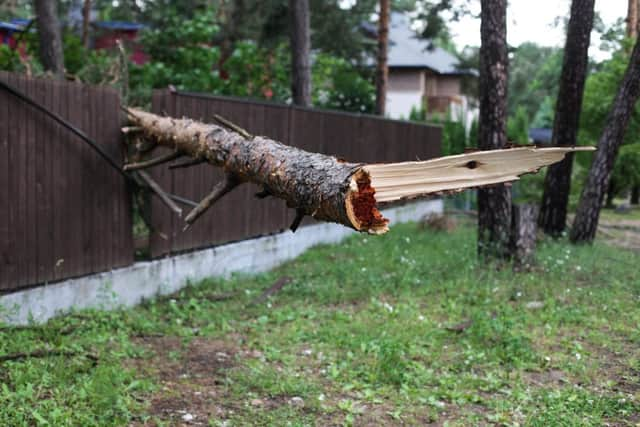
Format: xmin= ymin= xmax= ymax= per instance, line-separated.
xmin=125 ymin=108 xmax=593 ymax=235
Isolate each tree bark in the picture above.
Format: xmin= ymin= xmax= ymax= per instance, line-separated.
xmin=570 ymin=38 xmax=640 ymax=243
xmin=478 ymin=0 xmax=511 ymax=259
xmin=33 ymin=0 xmax=65 ymax=78
xmin=510 ymin=204 xmax=539 ymax=268
xmin=628 ymin=0 xmax=639 ymax=39
xmin=632 ymin=185 xmax=640 ymax=204
xmin=289 ymin=0 xmax=312 ymax=107
xmin=538 ymin=0 xmax=595 ymax=237
xmin=125 ymin=108 xmax=586 ymax=235
xmin=82 ymin=0 xmax=92 ymax=48
xmin=375 ymin=0 xmax=390 ymax=116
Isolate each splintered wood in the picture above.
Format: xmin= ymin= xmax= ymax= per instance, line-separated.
xmin=365 ymin=147 xmax=595 ymax=203
xmin=125 ymin=108 xmax=594 ymax=235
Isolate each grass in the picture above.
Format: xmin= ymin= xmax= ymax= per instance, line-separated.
xmin=1 ymin=220 xmax=639 ymax=426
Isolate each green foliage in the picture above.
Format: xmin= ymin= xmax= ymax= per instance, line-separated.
xmin=507 ymin=106 xmax=530 ymax=144
xmin=312 ymin=54 xmax=375 ymax=113
xmin=508 ymin=43 xmax=562 ymax=121
xmin=531 ymin=95 xmax=555 ymax=129
xmin=612 ymin=143 xmax=640 ymax=196
xmin=0 ymin=45 xmax=26 ymax=72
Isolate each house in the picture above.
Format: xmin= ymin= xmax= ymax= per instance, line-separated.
xmin=0 ymin=19 xmax=30 ymax=57
xmin=383 ymin=13 xmax=476 ymax=121
xmin=92 ymin=21 xmax=148 ymax=65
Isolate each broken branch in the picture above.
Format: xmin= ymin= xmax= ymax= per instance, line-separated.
xmin=124 ymin=150 xmax=182 ymax=171
xmin=136 ymin=170 xmax=183 ymax=217
xmin=213 ymin=114 xmax=253 ymax=139
xmin=184 ymin=173 xmax=241 ymax=230
xmin=126 ymin=108 xmax=593 ymax=234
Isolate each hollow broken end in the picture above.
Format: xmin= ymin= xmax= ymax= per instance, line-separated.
xmin=345 ymin=168 xmax=389 ymax=235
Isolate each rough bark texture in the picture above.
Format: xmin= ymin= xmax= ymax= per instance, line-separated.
xmin=289 ymin=0 xmax=312 ymax=107
xmin=33 ymin=0 xmax=65 ymax=78
xmin=628 ymin=0 xmax=639 ymax=38
xmin=375 ymin=0 xmax=390 ymax=116
xmin=82 ymin=0 xmax=92 ymax=48
xmin=510 ymin=204 xmax=539 ymax=268
xmin=538 ymin=0 xmax=594 ymax=237
xmin=570 ymin=38 xmax=640 ymax=243
xmin=126 ymin=109 xmax=387 ymax=233
xmin=478 ymin=0 xmax=511 ymax=258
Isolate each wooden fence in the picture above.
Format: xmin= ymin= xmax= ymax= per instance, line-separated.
xmin=0 ymin=72 xmax=133 ymax=293
xmin=0 ymin=73 xmax=441 ymax=293
xmin=149 ymin=91 xmax=442 ymax=257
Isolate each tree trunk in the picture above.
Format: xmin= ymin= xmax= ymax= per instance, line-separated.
xmin=125 ymin=108 xmax=585 ymax=235
xmin=82 ymin=0 xmax=92 ymax=48
xmin=628 ymin=0 xmax=639 ymax=38
xmin=289 ymin=0 xmax=312 ymax=107
xmin=605 ymin=181 xmax=616 ymax=208
xmin=631 ymin=185 xmax=640 ymax=204
xmin=570 ymin=38 xmax=640 ymax=243
xmin=510 ymin=204 xmax=539 ymax=269
xmin=33 ymin=0 xmax=65 ymax=78
xmin=478 ymin=0 xmax=511 ymax=259
xmin=538 ymin=0 xmax=595 ymax=237
xmin=375 ymin=0 xmax=390 ymax=116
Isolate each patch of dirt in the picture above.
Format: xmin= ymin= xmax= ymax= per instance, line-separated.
xmin=126 ymin=335 xmax=250 ymax=425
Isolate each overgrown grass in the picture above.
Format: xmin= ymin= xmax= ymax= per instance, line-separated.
xmin=1 ymin=221 xmax=638 ymax=425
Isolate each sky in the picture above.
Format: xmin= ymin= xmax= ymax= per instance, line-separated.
xmin=339 ymin=0 xmax=629 ymax=61
xmin=448 ymin=0 xmax=627 ymax=60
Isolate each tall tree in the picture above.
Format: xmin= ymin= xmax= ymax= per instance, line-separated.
xmin=628 ymin=0 xmax=638 ymax=38
xmin=82 ymin=0 xmax=92 ymax=48
xmin=289 ymin=0 xmax=311 ymax=106
xmin=477 ymin=0 xmax=511 ymax=258
xmin=375 ymin=0 xmax=390 ymax=115
xmin=538 ymin=0 xmax=595 ymax=237
xmin=570 ymin=38 xmax=640 ymax=243
xmin=33 ymin=0 xmax=65 ymax=78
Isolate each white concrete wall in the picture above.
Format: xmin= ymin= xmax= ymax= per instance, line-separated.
xmin=0 ymin=200 xmax=443 ymax=325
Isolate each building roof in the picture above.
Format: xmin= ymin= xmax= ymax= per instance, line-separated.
xmin=386 ymin=13 xmax=467 ymax=75
xmin=528 ymin=128 xmax=552 ymax=144
xmin=0 ymin=22 xmax=22 ymax=32
xmin=92 ymin=21 xmax=145 ymax=31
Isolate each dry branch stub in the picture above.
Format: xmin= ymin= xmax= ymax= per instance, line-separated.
xmin=125 ymin=108 xmax=593 ymax=235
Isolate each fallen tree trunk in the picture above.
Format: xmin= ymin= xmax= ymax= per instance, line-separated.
xmin=125 ymin=108 xmax=593 ymax=234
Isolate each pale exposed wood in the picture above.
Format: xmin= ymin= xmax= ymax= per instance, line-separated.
xmin=366 ymin=147 xmax=595 ymax=203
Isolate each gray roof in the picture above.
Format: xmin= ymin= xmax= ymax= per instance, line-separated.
xmin=387 ymin=12 xmax=463 ymax=74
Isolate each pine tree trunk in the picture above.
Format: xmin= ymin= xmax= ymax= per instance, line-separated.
xmin=289 ymin=0 xmax=311 ymax=107
xmin=125 ymin=108 xmax=585 ymax=235
xmin=478 ymin=0 xmax=511 ymax=259
xmin=375 ymin=0 xmax=390 ymax=116
xmin=538 ymin=0 xmax=595 ymax=237
xmin=628 ymin=0 xmax=639 ymax=38
xmin=570 ymin=38 xmax=640 ymax=243
xmin=631 ymin=185 xmax=639 ymax=204
xmin=82 ymin=0 xmax=92 ymax=48
xmin=33 ymin=0 xmax=65 ymax=78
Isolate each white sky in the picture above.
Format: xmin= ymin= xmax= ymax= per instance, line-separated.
xmin=448 ymin=0 xmax=627 ymax=60
xmin=339 ymin=0 xmax=629 ymax=61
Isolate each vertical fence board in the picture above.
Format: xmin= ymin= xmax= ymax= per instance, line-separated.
xmin=0 ymin=73 xmax=133 ymax=292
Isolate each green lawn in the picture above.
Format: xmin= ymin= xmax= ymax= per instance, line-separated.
xmin=1 ymin=221 xmax=639 ymax=426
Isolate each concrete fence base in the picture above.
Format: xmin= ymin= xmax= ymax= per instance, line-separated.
xmin=0 ymin=200 xmax=442 ymax=325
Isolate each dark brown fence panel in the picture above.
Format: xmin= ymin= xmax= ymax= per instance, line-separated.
xmin=0 ymin=72 xmax=133 ymax=292
xmin=150 ymin=91 xmax=442 ymax=257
